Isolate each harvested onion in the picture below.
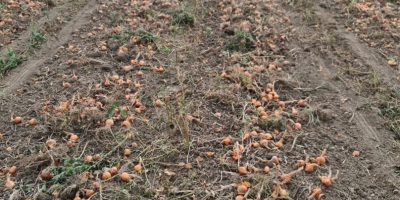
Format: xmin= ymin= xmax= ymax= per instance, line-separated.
xmin=222 ymin=137 xmax=232 ymax=145
xmin=41 ymin=169 xmax=52 ymax=180
xmin=315 ymin=149 xmax=326 ymax=165
xmin=28 ymin=118 xmax=37 ymax=125
xmin=5 ymin=174 xmax=15 ymax=190
xmin=9 ymin=166 xmax=17 ymax=175
xmin=134 ymin=162 xmax=142 ymax=172
xmin=238 ymin=166 xmax=247 ymax=175
xmin=12 ymin=117 xmax=23 ymax=124
xmin=105 ymin=119 xmax=114 ymax=127
xmin=281 ymin=167 xmax=303 ymax=184
xmin=102 ymin=172 xmax=111 ymax=180
xmin=120 ymin=172 xmax=131 ymax=182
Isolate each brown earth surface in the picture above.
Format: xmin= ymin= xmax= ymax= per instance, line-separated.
xmin=0 ymin=0 xmax=400 ymax=200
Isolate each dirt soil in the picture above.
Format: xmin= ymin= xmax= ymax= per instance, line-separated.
xmin=0 ymin=0 xmax=400 ymax=200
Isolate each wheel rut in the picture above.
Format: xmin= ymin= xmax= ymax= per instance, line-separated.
xmin=0 ymin=0 xmax=98 ymax=95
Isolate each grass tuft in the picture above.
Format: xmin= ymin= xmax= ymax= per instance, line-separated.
xmin=0 ymin=50 xmax=26 ymax=76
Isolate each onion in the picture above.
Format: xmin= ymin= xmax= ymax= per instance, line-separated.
xmin=135 ymin=82 xmax=141 ymax=88
xmin=206 ymin=152 xmax=214 ymax=157
xmin=134 ymin=163 xmax=142 ymax=172
xmin=46 ymin=139 xmax=57 ymax=149
xmin=270 ymin=156 xmax=279 ymax=165
xmin=5 ymin=174 xmax=15 ymax=190
xmin=263 ymin=166 xmax=270 ymax=173
xmin=41 ymin=169 xmax=52 ymax=180
xmin=120 ymin=172 xmax=131 ymax=182
xmin=294 ymin=122 xmax=302 ymax=130
xmin=67 ymin=141 xmax=75 ymax=148
xmin=155 ymin=99 xmax=163 ymax=107
xmin=63 ymin=82 xmax=70 ymax=88
xmin=237 ymin=185 xmax=247 ymax=195
xmin=252 ymin=142 xmax=260 ymax=148
xmin=122 ymin=120 xmax=131 ymax=127
xmin=279 ymin=185 xmax=288 ymax=196
xmin=12 ymin=116 xmax=23 ymax=124
xmin=104 ymin=77 xmax=110 ymax=86
xmin=305 ymin=163 xmax=320 ymax=172
xmin=238 ymin=166 xmax=247 ymax=175
xmin=298 ymin=99 xmax=306 ymax=107
xmin=84 ymin=189 xmax=95 ymax=198
xmin=112 ymin=75 xmax=120 ymax=81
xmin=28 ymin=118 xmax=37 ymax=125
xmin=105 ymin=119 xmax=114 ymax=127
xmin=297 ymin=160 xmax=306 ymax=167
xmin=315 ymin=149 xmax=326 ymax=165
xmin=68 ymin=133 xmax=78 ymax=141
xmin=9 ymin=166 xmax=17 ymax=175
xmin=309 ymin=188 xmax=323 ymax=199
xmin=94 ymin=154 xmax=101 ymax=160
xmin=108 ymin=167 xmax=118 ymax=175
xmin=222 ymin=137 xmax=231 ymax=145
xmin=292 ymin=107 xmax=298 ymax=115
xmin=278 ymin=101 xmax=285 ymax=109
xmin=280 ymin=167 xmax=303 ymax=184
xmin=86 ymin=155 xmax=93 ymax=162
xmin=318 ymin=167 xmax=339 ymax=187
xmin=92 ymin=182 xmax=100 ymax=190
xmin=124 ymin=149 xmax=131 ymax=156
xmin=102 ymin=172 xmax=111 ymax=180
xmin=184 ymin=163 xmax=193 ymax=169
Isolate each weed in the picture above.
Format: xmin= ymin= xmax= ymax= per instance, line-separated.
xmin=0 ymin=50 xmax=26 ymax=76
xmin=377 ymin=87 xmax=400 ymax=139
xmin=107 ymin=101 xmax=127 ymax=118
xmin=225 ymin=30 xmax=255 ymax=52
xmin=172 ymin=9 xmax=195 ymax=26
xmin=136 ymin=29 xmax=158 ymax=42
xmin=49 ymin=151 xmax=120 ymax=183
xmin=28 ymin=27 xmax=46 ymax=49
xmin=110 ymin=28 xmax=133 ymax=41
xmin=205 ymin=27 xmax=212 ymax=35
